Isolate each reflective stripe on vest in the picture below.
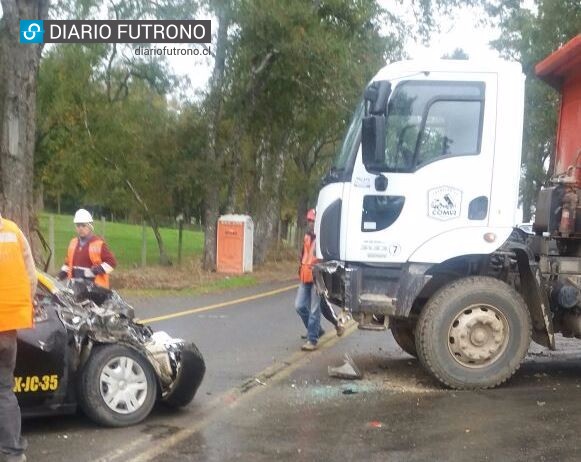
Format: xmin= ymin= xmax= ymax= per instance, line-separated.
xmin=67 ymin=237 xmax=110 ymax=288
xmin=0 ymin=219 xmax=33 ymax=331
xmin=299 ymin=234 xmax=316 ymax=284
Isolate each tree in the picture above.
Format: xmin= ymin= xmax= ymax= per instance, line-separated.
xmin=0 ymin=0 xmax=49 ymax=246
xmin=202 ymin=0 xmax=230 ymax=271
xmin=198 ymin=0 xmax=405 ymax=267
xmin=37 ymin=42 xmax=189 ymax=263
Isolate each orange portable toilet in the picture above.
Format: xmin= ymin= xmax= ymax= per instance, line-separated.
xmin=216 ymin=215 xmax=254 ymax=273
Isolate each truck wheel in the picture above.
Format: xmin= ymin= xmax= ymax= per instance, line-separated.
xmin=390 ymin=318 xmax=417 ymax=357
xmin=78 ymin=345 xmax=157 ymax=427
xmin=415 ymin=276 xmax=531 ymax=389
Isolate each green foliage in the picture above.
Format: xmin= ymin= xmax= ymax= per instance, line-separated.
xmin=36 ymin=40 xmax=205 ymax=218
xmin=38 ymin=213 xmax=203 ymax=268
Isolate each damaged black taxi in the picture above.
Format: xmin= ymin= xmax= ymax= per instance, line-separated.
xmin=15 ymin=271 xmax=206 ymax=427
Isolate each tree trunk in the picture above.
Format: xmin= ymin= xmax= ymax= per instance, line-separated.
xmin=203 ymin=3 xmax=230 ymax=271
xmin=224 ymin=50 xmax=277 ymax=215
xmin=122 ymin=171 xmax=170 ymax=265
xmin=225 ymin=145 xmax=241 ymax=214
xmin=0 ymin=0 xmax=49 ymax=246
xmin=149 ymin=215 xmax=171 ymax=265
xmin=253 ymin=136 xmax=287 ymax=265
xmin=296 ymin=194 xmax=309 ymax=237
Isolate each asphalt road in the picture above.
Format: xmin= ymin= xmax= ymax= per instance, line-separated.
xmin=22 ymin=281 xmax=581 ymax=462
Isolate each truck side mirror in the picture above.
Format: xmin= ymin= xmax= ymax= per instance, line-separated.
xmin=362 ymin=80 xmax=390 ymax=171
xmin=362 ymin=115 xmax=386 ymax=169
xmin=364 ymin=80 xmax=391 ymax=115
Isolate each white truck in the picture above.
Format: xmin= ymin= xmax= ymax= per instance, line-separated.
xmin=313 ymin=35 xmax=581 ymax=389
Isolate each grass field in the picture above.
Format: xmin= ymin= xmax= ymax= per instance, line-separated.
xmin=38 ymin=213 xmax=204 ymax=269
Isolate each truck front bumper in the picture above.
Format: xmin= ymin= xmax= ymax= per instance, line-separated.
xmin=313 ymin=260 xmax=433 ymax=317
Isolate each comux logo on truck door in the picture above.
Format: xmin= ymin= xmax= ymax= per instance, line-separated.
xmin=428 ymin=186 xmax=462 ymax=220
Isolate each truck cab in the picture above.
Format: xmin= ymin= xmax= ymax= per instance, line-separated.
xmin=315 ymin=59 xmax=525 ymax=319
xmin=314 ymin=59 xmax=534 ymax=388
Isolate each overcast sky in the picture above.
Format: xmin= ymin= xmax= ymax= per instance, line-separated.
xmin=402 ymin=5 xmax=501 ymax=61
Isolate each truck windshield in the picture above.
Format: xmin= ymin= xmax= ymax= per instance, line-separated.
xmin=332 ymin=101 xmax=364 ymax=171
xmin=382 ymin=80 xmax=485 ymax=172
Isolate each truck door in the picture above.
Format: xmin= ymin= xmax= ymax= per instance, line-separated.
xmin=343 ymin=74 xmax=498 ymax=264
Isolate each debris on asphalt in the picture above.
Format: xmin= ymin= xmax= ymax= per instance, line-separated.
xmin=342 ymin=388 xmax=358 ymax=395
xmin=368 ymin=421 xmax=383 ymax=428
xmin=537 ymin=401 xmax=546 ymax=407
xmin=328 ymin=353 xmax=363 ymax=379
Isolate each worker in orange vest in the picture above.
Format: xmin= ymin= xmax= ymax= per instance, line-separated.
xmin=295 ymin=209 xmax=344 ymax=351
xmin=0 ymin=213 xmax=37 ymax=462
xmin=57 ymin=209 xmax=117 ymax=288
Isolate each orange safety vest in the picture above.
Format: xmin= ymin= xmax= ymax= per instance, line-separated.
xmin=67 ymin=237 xmax=110 ymax=288
xmin=0 ymin=219 xmax=33 ymax=331
xmin=299 ymin=233 xmax=317 ymax=284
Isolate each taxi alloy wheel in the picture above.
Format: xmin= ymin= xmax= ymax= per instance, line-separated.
xmin=79 ymin=344 xmax=158 ymax=427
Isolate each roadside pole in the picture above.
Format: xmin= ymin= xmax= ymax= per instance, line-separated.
xmin=142 ymin=221 xmax=147 ymax=267
xmin=49 ymin=215 xmax=55 ymax=272
xmin=178 ymin=220 xmax=183 ymax=265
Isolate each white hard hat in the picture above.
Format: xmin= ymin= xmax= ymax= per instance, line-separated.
xmin=73 ymin=209 xmax=93 ymax=224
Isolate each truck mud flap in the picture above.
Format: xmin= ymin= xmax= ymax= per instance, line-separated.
xmin=514 ymin=248 xmax=555 ymax=350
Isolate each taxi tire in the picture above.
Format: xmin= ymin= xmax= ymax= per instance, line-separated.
xmin=163 ymin=342 xmax=206 ymax=408
xmin=78 ymin=344 xmax=157 ymax=427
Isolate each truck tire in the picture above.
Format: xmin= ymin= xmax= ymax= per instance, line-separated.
xmin=78 ymin=344 xmax=157 ymax=427
xmin=415 ymin=276 xmax=531 ymax=389
xmin=390 ymin=317 xmax=417 ymax=357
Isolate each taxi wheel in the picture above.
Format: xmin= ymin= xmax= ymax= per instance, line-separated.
xmin=163 ymin=342 xmax=206 ymax=408
xmin=79 ymin=344 xmax=158 ymax=427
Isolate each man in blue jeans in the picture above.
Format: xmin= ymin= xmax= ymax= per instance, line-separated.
xmin=295 ymin=209 xmax=344 ymax=351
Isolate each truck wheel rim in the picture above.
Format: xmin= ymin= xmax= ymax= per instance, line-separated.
xmin=100 ymin=356 xmax=148 ymax=414
xmin=448 ymin=304 xmax=509 ymax=368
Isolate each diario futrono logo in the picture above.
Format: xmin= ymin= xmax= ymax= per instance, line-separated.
xmin=20 ymin=20 xmax=44 ymax=43
xmin=19 ymin=20 xmax=210 ymax=44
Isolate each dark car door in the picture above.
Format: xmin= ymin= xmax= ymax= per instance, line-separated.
xmin=15 ymin=284 xmax=70 ymax=413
